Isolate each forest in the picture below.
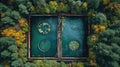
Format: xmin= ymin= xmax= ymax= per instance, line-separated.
xmin=0 ymin=0 xmax=120 ymax=67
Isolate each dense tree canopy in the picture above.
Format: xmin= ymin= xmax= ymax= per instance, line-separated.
xmin=0 ymin=0 xmax=120 ymax=67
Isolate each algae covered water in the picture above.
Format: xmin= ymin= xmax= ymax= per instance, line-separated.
xmin=62 ymin=17 xmax=87 ymax=57
xmin=30 ymin=16 xmax=88 ymax=58
xmin=30 ymin=16 xmax=58 ymax=57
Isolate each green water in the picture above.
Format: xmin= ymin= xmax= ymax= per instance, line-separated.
xmin=62 ymin=17 xmax=88 ymax=57
xmin=30 ymin=16 xmax=58 ymax=57
xmin=30 ymin=16 xmax=88 ymax=57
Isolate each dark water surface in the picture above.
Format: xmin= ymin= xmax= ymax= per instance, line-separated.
xmin=62 ymin=17 xmax=87 ymax=57
xmin=30 ymin=16 xmax=88 ymax=57
xmin=30 ymin=16 xmax=58 ymax=57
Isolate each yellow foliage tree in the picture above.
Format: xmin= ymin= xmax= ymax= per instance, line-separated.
xmin=1 ymin=27 xmax=26 ymax=46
